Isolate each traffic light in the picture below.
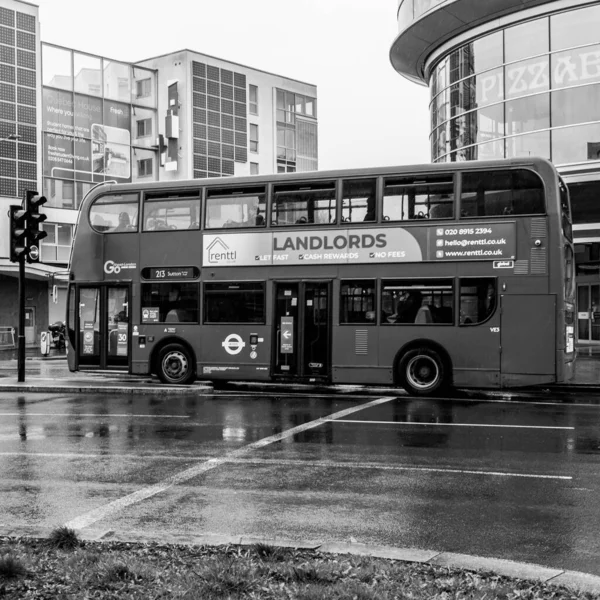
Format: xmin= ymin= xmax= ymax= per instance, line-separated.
xmin=9 ymin=204 xmax=27 ymax=262
xmin=25 ymin=191 xmax=47 ymax=264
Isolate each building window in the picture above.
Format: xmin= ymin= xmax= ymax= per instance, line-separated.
xmin=276 ymin=89 xmax=317 ymax=122
xmin=249 ymin=84 xmax=258 ymax=115
xmin=250 ymin=123 xmax=258 ymax=153
xmin=138 ymin=158 xmax=153 ymax=177
xmin=43 ymin=179 xmax=75 ymax=209
xmin=40 ymin=223 xmax=73 ymax=263
xmin=250 ymin=162 xmax=259 ymax=175
xmin=277 ymin=123 xmax=296 ymax=173
xmin=136 ymin=78 xmax=151 ymax=98
xmin=137 ymin=118 xmax=152 ymax=138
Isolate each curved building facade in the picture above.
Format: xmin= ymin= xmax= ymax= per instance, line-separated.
xmin=391 ymin=0 xmax=600 ymax=344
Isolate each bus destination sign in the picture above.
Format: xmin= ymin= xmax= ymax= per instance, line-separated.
xmin=145 ymin=267 xmax=197 ymax=280
xmin=202 ymin=223 xmax=516 ymax=267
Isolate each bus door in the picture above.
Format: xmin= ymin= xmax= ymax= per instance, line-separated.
xmin=77 ymin=284 xmax=130 ymax=369
xmin=273 ymin=281 xmax=331 ymax=381
xmin=500 ymin=295 xmax=555 ymax=376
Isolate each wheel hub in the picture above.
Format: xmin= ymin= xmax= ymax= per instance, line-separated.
xmin=407 ymin=355 xmax=439 ymax=390
xmin=163 ymin=351 xmax=188 ymax=380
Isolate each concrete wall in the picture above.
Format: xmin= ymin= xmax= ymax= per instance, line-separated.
xmin=0 ymin=274 xmax=49 ymax=346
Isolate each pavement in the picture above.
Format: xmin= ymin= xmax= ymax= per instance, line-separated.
xmin=2 ymin=344 xmax=600 ymax=594
xmin=1 ymin=344 xmax=600 ymax=395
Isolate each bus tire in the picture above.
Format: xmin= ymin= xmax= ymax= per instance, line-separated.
xmin=157 ymin=343 xmax=195 ymax=385
xmin=398 ymin=347 xmax=446 ymax=396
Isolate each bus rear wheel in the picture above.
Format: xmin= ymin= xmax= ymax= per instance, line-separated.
xmin=398 ymin=347 xmax=446 ymax=396
xmin=157 ymin=343 xmax=195 ymax=385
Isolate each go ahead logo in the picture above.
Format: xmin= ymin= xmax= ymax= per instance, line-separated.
xmin=104 ymin=260 xmax=136 ymax=274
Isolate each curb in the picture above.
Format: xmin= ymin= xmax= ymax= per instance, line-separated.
xmin=2 ymin=526 xmax=599 ymax=594
xmin=0 ymin=380 xmax=213 ymax=394
xmin=2 ymin=380 xmax=600 ymax=396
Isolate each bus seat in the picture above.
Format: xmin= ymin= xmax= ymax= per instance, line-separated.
xmin=430 ymin=204 xmax=453 ymax=218
xmin=414 ymin=305 xmax=433 ymax=324
xmin=165 ymin=309 xmax=193 ymax=323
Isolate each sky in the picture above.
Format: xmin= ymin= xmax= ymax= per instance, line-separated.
xmin=33 ymin=0 xmax=431 ymax=171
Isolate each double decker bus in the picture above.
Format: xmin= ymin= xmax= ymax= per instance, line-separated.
xmin=66 ymin=157 xmax=575 ymax=395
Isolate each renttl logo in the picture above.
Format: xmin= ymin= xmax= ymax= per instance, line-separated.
xmin=207 ymin=238 xmax=236 ymax=263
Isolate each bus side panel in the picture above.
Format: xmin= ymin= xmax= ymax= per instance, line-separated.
xmin=500 ymin=295 xmax=556 ymax=382
xmin=449 ymin=318 xmax=501 ymax=389
xmin=197 ymin=325 xmax=271 ymax=380
xmin=331 ymin=326 xmax=387 ymax=385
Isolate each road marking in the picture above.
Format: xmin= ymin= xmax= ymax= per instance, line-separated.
xmin=0 ymin=413 xmax=190 ymax=419
xmin=64 ymin=396 xmax=396 ymax=530
xmin=0 ymin=452 xmax=572 ymax=480
xmin=220 ymin=458 xmax=572 ymax=480
xmin=330 ymin=419 xmax=575 ymax=430
xmin=0 ymin=452 xmax=570 ymax=481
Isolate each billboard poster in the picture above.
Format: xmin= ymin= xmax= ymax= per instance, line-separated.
xmin=104 ymin=100 xmax=131 ymax=132
xmin=43 ymin=88 xmax=74 ymax=136
xmin=202 ymin=223 xmax=516 ymax=267
xmin=43 ymin=132 xmax=74 ymax=177
xmin=43 ymin=90 xmax=132 ymax=182
xmin=74 ymin=94 xmax=102 ymax=139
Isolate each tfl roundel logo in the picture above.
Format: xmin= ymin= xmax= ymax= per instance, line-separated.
xmin=222 ymin=334 xmax=246 ymax=355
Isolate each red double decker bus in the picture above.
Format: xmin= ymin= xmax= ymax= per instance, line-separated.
xmin=66 ymin=157 xmax=575 ymax=394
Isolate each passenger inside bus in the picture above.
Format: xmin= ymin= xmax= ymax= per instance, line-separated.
xmin=165 ymin=287 xmax=192 ymax=322
xmin=113 ymin=212 xmax=134 ymax=232
xmin=391 ymin=290 xmax=422 ymax=323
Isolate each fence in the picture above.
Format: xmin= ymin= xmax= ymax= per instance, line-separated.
xmin=0 ymin=326 xmax=15 ymax=349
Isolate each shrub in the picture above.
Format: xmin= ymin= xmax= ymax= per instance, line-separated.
xmin=48 ymin=526 xmax=80 ymax=550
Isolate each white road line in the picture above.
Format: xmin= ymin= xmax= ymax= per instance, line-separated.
xmin=0 ymin=453 xmax=572 ymax=481
xmin=221 ymin=458 xmax=572 ymax=480
xmin=0 ymin=413 xmax=190 ymax=419
xmin=330 ymin=419 xmax=575 ymax=430
xmin=64 ymin=396 xmax=396 ymax=530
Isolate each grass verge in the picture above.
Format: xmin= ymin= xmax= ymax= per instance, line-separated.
xmin=0 ymin=535 xmax=596 ymax=599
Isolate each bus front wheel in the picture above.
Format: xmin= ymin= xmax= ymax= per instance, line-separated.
xmin=157 ymin=343 xmax=195 ymax=385
xmin=398 ymin=347 xmax=446 ymax=396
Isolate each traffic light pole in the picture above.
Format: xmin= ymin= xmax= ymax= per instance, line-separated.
xmin=10 ymin=190 xmax=47 ymax=382
xmin=17 ymin=252 xmax=25 ymax=382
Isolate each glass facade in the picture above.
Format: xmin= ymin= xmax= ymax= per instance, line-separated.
xmin=276 ymin=89 xmax=318 ymax=173
xmin=0 ymin=4 xmax=37 ymax=198
xmin=41 ymin=44 xmax=158 ymax=210
xmin=429 ymin=3 xmax=600 ymax=164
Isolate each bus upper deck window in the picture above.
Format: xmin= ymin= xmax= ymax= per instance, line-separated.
xmin=143 ymin=197 xmax=201 ymax=231
xmin=205 ymin=187 xmax=266 ymax=229
xmin=90 ymin=193 xmax=139 ymax=233
xmin=272 ymin=182 xmax=336 ymax=226
xmin=383 ymin=175 xmax=454 ymax=221
xmin=342 ymin=179 xmax=377 ymax=223
xmin=460 ymin=170 xmax=545 ymax=218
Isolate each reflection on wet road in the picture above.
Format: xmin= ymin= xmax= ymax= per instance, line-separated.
xmin=1 ymin=391 xmax=600 ymax=575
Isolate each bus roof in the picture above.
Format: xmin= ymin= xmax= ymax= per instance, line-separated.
xmin=82 ymin=156 xmax=557 ymax=207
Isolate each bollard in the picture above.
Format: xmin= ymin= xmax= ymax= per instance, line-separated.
xmin=40 ymin=330 xmax=50 ymax=356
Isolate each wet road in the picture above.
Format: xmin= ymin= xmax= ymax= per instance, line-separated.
xmin=1 ymin=390 xmax=600 ymax=575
